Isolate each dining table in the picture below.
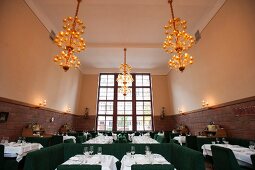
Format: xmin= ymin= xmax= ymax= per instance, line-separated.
xmin=3 ymin=142 xmax=43 ymax=162
xmin=63 ymin=135 xmax=76 ymax=143
xmin=202 ymin=144 xmax=255 ymax=168
xmin=132 ymin=136 xmax=158 ymax=144
xmin=84 ymin=135 xmax=113 ymax=144
xmin=59 ymin=154 xmax=119 ymax=170
xmin=173 ymin=136 xmax=186 ymax=145
xmin=121 ymin=153 xmax=172 ymax=170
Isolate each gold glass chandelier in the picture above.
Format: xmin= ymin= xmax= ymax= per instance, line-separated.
xmin=163 ymin=0 xmax=195 ymax=72
xmin=53 ymin=0 xmax=86 ymax=72
xmin=116 ymin=48 xmax=134 ymax=96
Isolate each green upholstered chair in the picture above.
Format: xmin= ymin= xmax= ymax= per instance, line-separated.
xmin=196 ymin=137 xmax=216 ymax=152
xmin=156 ymin=135 xmax=166 ymax=143
xmin=186 ymin=136 xmax=198 ymax=150
xmin=76 ymin=136 xmax=86 ymax=143
xmin=171 ymin=142 xmax=205 ymax=170
xmin=250 ymin=154 xmax=255 ymax=170
xmin=0 ymin=144 xmax=4 ymax=170
xmin=57 ymin=165 xmax=101 ymax=170
xmin=211 ymin=145 xmax=246 ymax=170
xmin=1 ymin=145 xmax=19 ymax=170
xmin=51 ymin=135 xmax=63 ymax=146
xmin=64 ymin=139 xmax=74 ymax=143
xmin=131 ymin=164 xmax=175 ymax=170
xmin=169 ymin=132 xmax=179 ymax=139
xmin=24 ymin=149 xmax=51 ymax=170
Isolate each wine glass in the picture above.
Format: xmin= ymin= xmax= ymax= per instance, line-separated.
xmin=249 ymin=141 xmax=255 ymax=150
xmin=131 ymin=146 xmax=135 ymax=158
xmin=216 ymin=138 xmax=220 ymax=144
xmin=89 ymin=146 xmax=94 ymax=155
xmin=145 ymin=145 xmax=150 ymax=155
xmin=97 ymin=147 xmax=102 ymax=155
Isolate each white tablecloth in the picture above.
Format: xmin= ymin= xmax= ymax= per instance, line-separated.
xmin=132 ymin=136 xmax=158 ymax=144
xmin=121 ymin=154 xmax=170 ymax=170
xmin=63 ymin=135 xmax=76 ymax=143
xmin=173 ymin=136 xmax=186 ymax=145
xmin=84 ymin=136 xmax=113 ymax=144
xmin=4 ymin=142 xmax=43 ymax=162
xmin=202 ymin=144 xmax=255 ymax=167
xmin=60 ymin=154 xmax=118 ymax=170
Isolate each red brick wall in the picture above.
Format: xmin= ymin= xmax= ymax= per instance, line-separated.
xmin=0 ymin=100 xmax=74 ymax=141
xmin=172 ymin=97 xmax=255 ymax=140
xmin=74 ymin=115 xmax=97 ymax=131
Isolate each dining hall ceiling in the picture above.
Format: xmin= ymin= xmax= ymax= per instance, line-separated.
xmin=25 ymin=0 xmax=225 ymax=75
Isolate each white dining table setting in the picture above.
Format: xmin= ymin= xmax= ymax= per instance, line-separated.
xmin=84 ymin=135 xmax=113 ymax=144
xmin=63 ymin=135 xmax=76 ymax=143
xmin=173 ymin=136 xmax=186 ymax=145
xmin=132 ymin=136 xmax=158 ymax=144
xmin=3 ymin=142 xmax=43 ymax=162
xmin=59 ymin=154 xmax=119 ymax=170
xmin=202 ymin=144 xmax=255 ymax=168
xmin=121 ymin=153 xmax=171 ymax=170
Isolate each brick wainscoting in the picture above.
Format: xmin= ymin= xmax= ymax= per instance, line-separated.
xmin=0 ymin=98 xmax=74 ymax=141
xmin=172 ymin=97 xmax=255 ymax=139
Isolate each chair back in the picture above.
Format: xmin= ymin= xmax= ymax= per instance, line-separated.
xmin=251 ymin=154 xmax=255 ymax=170
xmin=0 ymin=145 xmax=4 ymax=170
xmin=186 ymin=136 xmax=198 ymax=150
xmin=211 ymin=145 xmax=241 ymax=170
xmin=131 ymin=164 xmax=175 ymax=170
xmin=57 ymin=165 xmax=101 ymax=170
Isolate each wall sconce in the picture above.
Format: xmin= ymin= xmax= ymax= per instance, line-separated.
xmin=66 ymin=107 xmax=71 ymax=113
xmin=50 ymin=117 xmax=54 ymax=123
xmin=38 ymin=99 xmax=47 ymax=107
xmin=160 ymin=107 xmax=166 ymax=120
xmin=84 ymin=107 xmax=89 ymax=119
xmin=202 ymin=100 xmax=209 ymax=108
xmin=178 ymin=108 xmax=183 ymax=114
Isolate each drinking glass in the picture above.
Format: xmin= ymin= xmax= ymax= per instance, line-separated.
xmin=249 ymin=141 xmax=255 ymax=150
xmin=145 ymin=145 xmax=150 ymax=155
xmin=216 ymin=138 xmax=220 ymax=144
xmin=131 ymin=146 xmax=135 ymax=158
xmin=89 ymin=146 xmax=94 ymax=155
xmin=97 ymin=147 xmax=102 ymax=155
xmin=83 ymin=147 xmax=89 ymax=156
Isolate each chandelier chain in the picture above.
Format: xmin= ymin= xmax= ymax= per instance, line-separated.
xmin=168 ymin=0 xmax=176 ymax=30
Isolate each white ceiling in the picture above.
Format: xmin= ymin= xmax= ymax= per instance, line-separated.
xmin=25 ymin=0 xmax=225 ymax=75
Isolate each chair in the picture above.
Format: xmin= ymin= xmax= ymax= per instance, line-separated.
xmin=251 ymin=154 xmax=255 ymax=170
xmin=131 ymin=164 xmax=175 ymax=170
xmin=186 ymin=136 xmax=198 ymax=150
xmin=57 ymin=165 xmax=101 ymax=170
xmin=64 ymin=139 xmax=74 ymax=143
xmin=0 ymin=144 xmax=19 ymax=170
xmin=51 ymin=135 xmax=63 ymax=146
xmin=211 ymin=145 xmax=246 ymax=170
xmin=76 ymin=136 xmax=86 ymax=143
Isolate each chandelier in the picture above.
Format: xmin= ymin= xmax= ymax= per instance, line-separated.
xmin=116 ymin=48 xmax=134 ymax=96
xmin=53 ymin=0 xmax=86 ymax=72
xmin=163 ymin=0 xmax=195 ymax=72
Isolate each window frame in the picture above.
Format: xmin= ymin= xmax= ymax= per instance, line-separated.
xmin=96 ymin=73 xmax=154 ymax=131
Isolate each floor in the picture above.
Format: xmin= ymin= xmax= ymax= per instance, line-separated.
xmin=205 ymin=157 xmax=214 ymax=170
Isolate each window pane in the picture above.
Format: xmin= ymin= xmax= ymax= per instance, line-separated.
xmin=105 ymin=116 xmax=113 ymax=131
xmin=143 ymin=75 xmax=150 ymax=86
xmin=107 ymin=88 xmax=114 ymax=100
xmin=99 ymin=88 xmax=107 ymax=100
xmin=144 ymin=88 xmax=151 ymax=100
xmin=117 ymin=116 xmax=125 ymax=131
xmin=136 ymin=75 xmax=143 ymax=86
xmin=137 ymin=116 xmax=144 ymax=131
xmin=144 ymin=116 xmax=152 ymax=130
xmin=107 ymin=75 xmax=115 ymax=86
xmin=136 ymin=88 xmax=143 ymax=100
xmin=125 ymin=116 xmax=132 ymax=131
xmin=100 ymin=75 xmax=108 ymax=86
xmin=97 ymin=116 xmax=105 ymax=130
xmin=98 ymin=102 xmax=106 ymax=114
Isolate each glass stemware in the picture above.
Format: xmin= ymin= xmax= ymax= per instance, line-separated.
xmin=249 ymin=141 xmax=255 ymax=150
xmin=97 ymin=147 xmax=102 ymax=155
xmin=131 ymin=146 xmax=135 ymax=158
xmin=145 ymin=145 xmax=150 ymax=155
xmin=89 ymin=146 xmax=94 ymax=156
